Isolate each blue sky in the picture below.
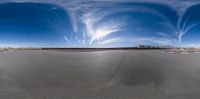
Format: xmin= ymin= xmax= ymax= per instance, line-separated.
xmin=0 ymin=0 xmax=200 ymax=48
xmin=0 ymin=3 xmax=73 ymax=47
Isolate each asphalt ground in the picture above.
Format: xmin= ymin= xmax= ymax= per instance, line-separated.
xmin=0 ymin=50 xmax=200 ymax=99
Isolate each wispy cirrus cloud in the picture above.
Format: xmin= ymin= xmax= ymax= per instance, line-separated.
xmin=1 ymin=0 xmax=200 ymax=47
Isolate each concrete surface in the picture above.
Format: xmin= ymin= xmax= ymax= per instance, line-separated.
xmin=0 ymin=50 xmax=200 ymax=99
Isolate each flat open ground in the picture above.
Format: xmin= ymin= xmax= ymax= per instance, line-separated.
xmin=0 ymin=50 xmax=200 ymax=99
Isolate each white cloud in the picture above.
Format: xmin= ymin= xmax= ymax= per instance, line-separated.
xmin=0 ymin=0 xmax=200 ymax=47
xmin=90 ymin=21 xmax=126 ymax=44
xmin=131 ymin=36 xmax=175 ymax=46
xmin=156 ymin=32 xmax=170 ymax=38
xmin=98 ymin=37 xmax=125 ymax=45
xmin=64 ymin=36 xmax=69 ymax=43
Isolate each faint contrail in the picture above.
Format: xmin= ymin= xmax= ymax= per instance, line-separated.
xmin=176 ymin=8 xmax=200 ymax=47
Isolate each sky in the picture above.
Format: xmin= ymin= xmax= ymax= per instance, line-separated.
xmin=0 ymin=0 xmax=200 ymax=48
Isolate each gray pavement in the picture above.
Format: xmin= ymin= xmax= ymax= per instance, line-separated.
xmin=0 ymin=50 xmax=200 ymax=99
